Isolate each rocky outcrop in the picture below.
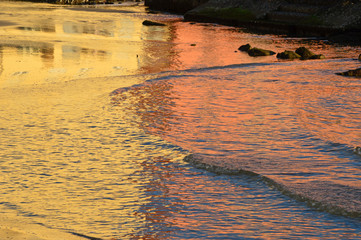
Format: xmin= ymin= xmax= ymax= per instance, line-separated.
xmin=184 ymin=0 xmax=284 ymax=26
xmin=145 ymin=0 xmax=208 ymax=14
xmin=185 ymin=0 xmax=284 ymax=20
xmin=177 ymin=0 xmax=361 ymax=37
xmin=320 ymin=1 xmax=361 ymax=29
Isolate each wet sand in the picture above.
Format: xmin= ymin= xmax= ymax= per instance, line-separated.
xmin=0 ymin=228 xmax=82 ymax=240
xmin=0 ymin=20 xmax=16 ymax=27
xmin=0 ymin=212 xmax=84 ymax=240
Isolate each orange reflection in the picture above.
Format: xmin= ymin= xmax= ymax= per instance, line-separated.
xmin=111 ymin=80 xmax=176 ymax=136
xmin=127 ymin=156 xmax=177 ymax=240
xmin=112 ymin=57 xmax=361 ymax=216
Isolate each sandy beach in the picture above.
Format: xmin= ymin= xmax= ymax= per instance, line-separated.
xmin=0 ymin=210 xmax=85 ymax=240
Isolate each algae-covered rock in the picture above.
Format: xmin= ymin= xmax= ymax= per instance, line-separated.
xmin=295 ymin=47 xmax=325 ymax=60
xmin=337 ymin=68 xmax=361 ymax=77
xmin=295 ymin=47 xmax=315 ymax=60
xmin=309 ymin=54 xmax=325 ymax=59
xmin=238 ymin=43 xmax=251 ymax=52
xmin=276 ymin=51 xmax=301 ymax=60
xmin=248 ymin=47 xmax=276 ymax=57
xmin=142 ymin=20 xmax=166 ymax=26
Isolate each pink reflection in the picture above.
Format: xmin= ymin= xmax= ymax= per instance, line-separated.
xmin=112 ymin=57 xmax=361 ymax=216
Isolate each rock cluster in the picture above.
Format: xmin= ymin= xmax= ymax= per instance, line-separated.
xmin=238 ymin=44 xmax=325 ymax=60
xmin=277 ymin=47 xmax=325 ymax=60
xmin=239 ymin=44 xmax=361 ymax=78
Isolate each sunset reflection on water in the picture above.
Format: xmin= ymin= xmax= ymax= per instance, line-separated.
xmin=1 ymin=1 xmax=361 ymax=239
xmin=111 ymin=58 xmax=361 ymax=216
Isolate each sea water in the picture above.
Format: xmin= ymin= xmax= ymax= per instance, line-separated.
xmin=0 ymin=1 xmax=360 ymax=239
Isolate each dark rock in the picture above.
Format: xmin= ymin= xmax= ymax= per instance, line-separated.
xmin=309 ymin=54 xmax=325 ymax=59
xmin=359 ymin=54 xmax=361 ymax=61
xmin=276 ymin=50 xmax=301 ymax=60
xmin=328 ymin=31 xmax=361 ymax=46
xmin=145 ymin=0 xmax=208 ymax=14
xmin=248 ymin=47 xmax=276 ymax=57
xmin=295 ymin=47 xmax=325 ymax=60
xmin=238 ymin=43 xmax=251 ymax=52
xmin=354 ymin=147 xmax=361 ymax=156
xmin=295 ymin=47 xmax=315 ymax=60
xmin=337 ymin=68 xmax=361 ymax=77
xmin=142 ymin=20 xmax=166 ymax=26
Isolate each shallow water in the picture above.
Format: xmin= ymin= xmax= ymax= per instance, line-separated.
xmin=0 ymin=1 xmax=361 ymax=239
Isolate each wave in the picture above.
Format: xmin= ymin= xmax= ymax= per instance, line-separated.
xmin=184 ymin=153 xmax=361 ymax=219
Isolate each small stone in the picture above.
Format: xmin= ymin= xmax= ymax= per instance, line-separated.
xmin=309 ymin=54 xmax=325 ymax=59
xmin=277 ymin=51 xmax=301 ymax=60
xmin=295 ymin=47 xmax=315 ymax=60
xmin=248 ymin=47 xmax=276 ymax=57
xmin=142 ymin=20 xmax=166 ymax=26
xmin=238 ymin=44 xmax=251 ymax=52
xmin=337 ymin=68 xmax=361 ymax=77
xmin=354 ymin=147 xmax=361 ymax=155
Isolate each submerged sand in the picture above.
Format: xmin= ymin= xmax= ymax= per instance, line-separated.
xmin=0 ymin=212 xmax=85 ymax=240
xmin=0 ymin=20 xmax=16 ymax=27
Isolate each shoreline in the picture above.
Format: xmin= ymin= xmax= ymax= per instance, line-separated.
xmin=0 ymin=211 xmax=87 ymax=240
